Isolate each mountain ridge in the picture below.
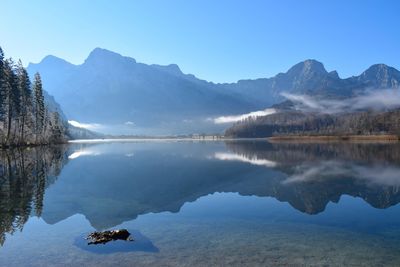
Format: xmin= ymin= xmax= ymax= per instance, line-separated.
xmin=30 ymin=48 xmax=400 ymax=84
xmin=28 ymin=48 xmax=400 ymax=135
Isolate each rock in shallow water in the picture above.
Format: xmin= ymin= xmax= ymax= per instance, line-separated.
xmin=86 ymin=229 xmax=133 ymax=245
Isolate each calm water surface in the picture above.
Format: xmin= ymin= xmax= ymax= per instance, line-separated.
xmin=1 ymin=140 xmax=400 ymax=266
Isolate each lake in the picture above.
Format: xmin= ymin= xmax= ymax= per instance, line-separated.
xmin=1 ymin=140 xmax=400 ymax=266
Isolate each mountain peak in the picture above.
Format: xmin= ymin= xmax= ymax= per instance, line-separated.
xmin=364 ymin=63 xmax=393 ymax=74
xmin=287 ymin=59 xmax=328 ymax=77
xmin=359 ymin=63 xmax=400 ymax=88
xmin=39 ymin=55 xmax=72 ymax=66
xmin=89 ymin=47 xmax=120 ymax=57
xmin=27 ymin=55 xmax=74 ymax=73
xmin=301 ymin=59 xmax=327 ymax=73
xmin=166 ymin=63 xmax=181 ymax=72
xmin=328 ymin=70 xmax=340 ymax=79
xmin=152 ymin=63 xmax=183 ymax=76
xmin=85 ymin=48 xmax=136 ymax=65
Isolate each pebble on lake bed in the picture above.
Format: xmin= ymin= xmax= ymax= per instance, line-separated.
xmin=86 ymin=229 xmax=134 ymax=245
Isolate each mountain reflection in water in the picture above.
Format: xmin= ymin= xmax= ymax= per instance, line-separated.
xmin=1 ymin=140 xmax=400 ymax=246
xmin=224 ymin=141 xmax=400 ymax=213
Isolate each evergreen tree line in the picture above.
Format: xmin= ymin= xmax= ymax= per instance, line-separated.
xmin=0 ymin=46 xmax=67 ymax=147
xmin=225 ymin=109 xmax=400 ymax=138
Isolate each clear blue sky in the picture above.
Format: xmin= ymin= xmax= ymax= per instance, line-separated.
xmin=0 ymin=0 xmax=399 ymax=83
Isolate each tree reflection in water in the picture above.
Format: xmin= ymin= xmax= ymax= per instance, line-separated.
xmin=0 ymin=146 xmax=68 ymax=245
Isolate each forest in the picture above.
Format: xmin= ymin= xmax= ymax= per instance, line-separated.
xmin=225 ymin=109 xmax=400 ymax=138
xmin=0 ymin=46 xmax=67 ymax=147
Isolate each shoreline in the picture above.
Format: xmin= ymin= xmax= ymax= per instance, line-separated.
xmin=68 ymin=137 xmax=254 ymax=143
xmin=1 ymin=135 xmax=398 ymax=146
xmin=0 ymin=142 xmax=68 ymax=149
xmin=267 ymin=135 xmax=400 ymax=143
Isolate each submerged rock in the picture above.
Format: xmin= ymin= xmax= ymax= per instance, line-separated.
xmin=86 ymin=229 xmax=133 ymax=245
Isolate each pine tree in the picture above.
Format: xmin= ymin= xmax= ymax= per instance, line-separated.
xmin=17 ymin=60 xmax=31 ymax=144
xmin=0 ymin=47 xmax=67 ymax=146
xmin=50 ymin=111 xmax=64 ymax=143
xmin=10 ymin=61 xmax=21 ymax=142
xmin=33 ymin=73 xmax=45 ymax=143
xmin=0 ymin=47 xmax=5 ymax=122
xmin=3 ymin=59 xmax=20 ymax=144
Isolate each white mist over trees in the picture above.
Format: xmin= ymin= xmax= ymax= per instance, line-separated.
xmin=0 ymin=46 xmax=67 ymax=146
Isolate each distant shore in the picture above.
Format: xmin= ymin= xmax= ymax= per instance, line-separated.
xmin=67 ymin=135 xmax=400 ymax=144
xmin=68 ymin=137 xmax=225 ymax=143
xmin=267 ymin=135 xmax=400 ymax=142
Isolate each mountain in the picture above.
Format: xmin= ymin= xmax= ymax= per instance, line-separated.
xmin=219 ymin=60 xmax=399 ymax=103
xmin=354 ymin=64 xmax=400 ymax=88
xmin=224 ymin=62 xmax=400 ymax=138
xmin=28 ymin=48 xmax=260 ymax=135
xmin=28 ymin=49 xmax=400 ymax=135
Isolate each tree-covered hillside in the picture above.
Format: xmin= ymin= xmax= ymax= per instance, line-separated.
xmin=0 ymin=46 xmax=68 ymax=146
xmin=225 ymin=110 xmax=400 ymax=138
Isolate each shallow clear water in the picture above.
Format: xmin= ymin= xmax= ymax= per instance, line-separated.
xmin=1 ymin=140 xmax=400 ymax=266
